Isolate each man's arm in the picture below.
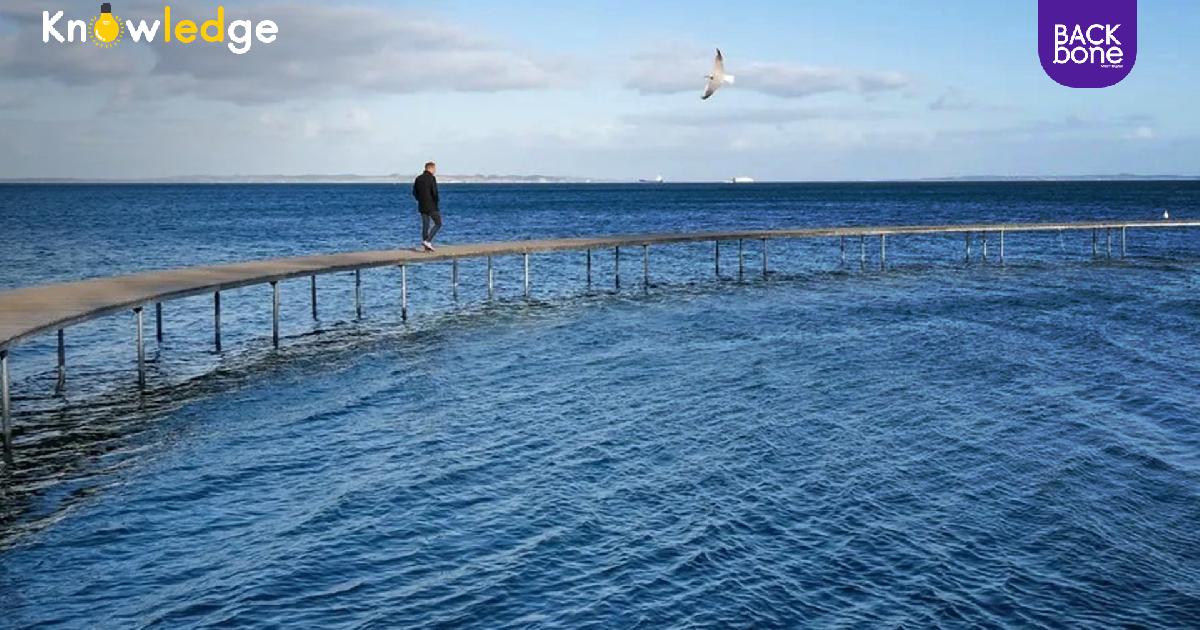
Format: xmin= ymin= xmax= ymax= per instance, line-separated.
xmin=412 ymin=176 xmax=420 ymax=201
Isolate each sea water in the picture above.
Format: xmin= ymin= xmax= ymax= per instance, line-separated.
xmin=0 ymin=182 xmax=1198 ymax=627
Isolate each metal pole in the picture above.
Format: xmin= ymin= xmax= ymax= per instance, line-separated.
xmin=1106 ymin=228 xmax=1113 ymax=259
xmin=310 ymin=275 xmax=318 ymax=320
xmin=56 ymin=329 xmax=66 ymax=393
xmin=714 ymin=241 xmax=720 ymax=277
xmin=615 ymin=246 xmax=621 ymax=289
xmin=738 ymin=240 xmax=745 ymax=280
xmin=134 ymin=307 xmax=146 ymax=389
xmin=965 ymin=232 xmax=972 ymax=264
xmin=487 ymin=256 xmax=495 ymax=299
xmin=452 ymin=259 xmax=459 ymax=301
xmin=586 ymin=250 xmax=592 ymax=288
xmin=155 ymin=302 xmax=163 ymax=343
xmin=879 ymin=235 xmax=887 ymax=271
xmin=761 ymin=238 xmax=768 ymax=280
xmin=213 ymin=291 xmax=222 ymax=353
xmin=982 ymin=233 xmax=989 ymax=263
xmin=1000 ymin=230 xmax=1006 ymax=266
xmin=271 ymin=281 xmax=280 ymax=349
xmin=400 ymin=265 xmax=408 ymax=321
xmin=860 ymin=236 xmax=866 ymax=271
xmin=840 ymin=236 xmax=846 ymax=267
xmin=1121 ymin=227 xmax=1127 ymax=259
xmin=643 ymin=245 xmax=650 ymax=290
xmin=355 ymin=269 xmax=363 ymax=320
xmin=1 ymin=349 xmax=10 ymax=463
xmin=523 ymin=253 xmax=531 ymax=298
xmin=1092 ymin=229 xmax=1098 ymax=258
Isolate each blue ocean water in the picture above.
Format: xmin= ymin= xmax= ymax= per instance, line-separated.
xmin=1 ymin=182 xmax=1199 ymax=627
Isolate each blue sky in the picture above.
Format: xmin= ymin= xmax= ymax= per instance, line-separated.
xmin=0 ymin=0 xmax=1197 ymax=180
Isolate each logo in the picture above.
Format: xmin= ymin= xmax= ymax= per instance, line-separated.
xmin=90 ymin=3 xmax=122 ymax=48
xmin=43 ymin=3 xmax=278 ymax=55
xmin=1038 ymin=0 xmax=1137 ymax=88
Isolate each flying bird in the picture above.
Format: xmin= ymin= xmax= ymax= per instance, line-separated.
xmin=702 ymin=49 xmax=735 ymax=100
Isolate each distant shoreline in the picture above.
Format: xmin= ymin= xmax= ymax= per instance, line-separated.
xmin=0 ymin=175 xmax=610 ymax=185
xmin=1 ymin=175 xmax=1197 ymax=185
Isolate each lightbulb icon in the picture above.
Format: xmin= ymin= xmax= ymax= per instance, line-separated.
xmin=91 ymin=3 xmax=123 ymax=48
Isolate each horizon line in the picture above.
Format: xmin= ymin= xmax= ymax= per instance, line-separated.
xmin=2 ymin=174 xmax=1199 ymax=185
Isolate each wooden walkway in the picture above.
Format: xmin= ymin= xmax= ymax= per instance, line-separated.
xmin=2 ymin=220 xmax=1198 ymax=351
xmin=3 ymin=219 xmax=1199 ymax=459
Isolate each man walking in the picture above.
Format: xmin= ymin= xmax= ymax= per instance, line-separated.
xmin=413 ymin=161 xmax=441 ymax=252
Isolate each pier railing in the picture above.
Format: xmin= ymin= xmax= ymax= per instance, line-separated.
xmin=2 ymin=219 xmax=1198 ymax=461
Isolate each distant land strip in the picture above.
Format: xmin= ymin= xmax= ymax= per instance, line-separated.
xmin=0 ymin=174 xmax=1197 ymax=184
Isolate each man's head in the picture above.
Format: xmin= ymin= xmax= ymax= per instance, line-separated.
xmin=424 ymin=161 xmax=437 ymax=175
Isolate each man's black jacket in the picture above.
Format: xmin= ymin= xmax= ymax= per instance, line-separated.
xmin=412 ymin=171 xmax=439 ymax=215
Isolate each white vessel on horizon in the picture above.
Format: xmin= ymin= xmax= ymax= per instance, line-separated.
xmin=638 ymin=175 xmax=665 ymax=184
xmin=731 ymin=176 xmax=755 ymax=184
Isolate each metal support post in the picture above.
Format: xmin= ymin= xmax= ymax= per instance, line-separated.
xmin=271 ymin=281 xmax=280 ymax=349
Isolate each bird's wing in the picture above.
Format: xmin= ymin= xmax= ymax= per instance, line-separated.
xmin=713 ymin=49 xmax=725 ymax=77
xmin=702 ymin=77 xmax=720 ymax=99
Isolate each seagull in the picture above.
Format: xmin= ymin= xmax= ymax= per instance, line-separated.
xmin=702 ymin=49 xmax=735 ymax=100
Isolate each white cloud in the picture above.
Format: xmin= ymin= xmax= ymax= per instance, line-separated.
xmin=929 ymin=89 xmax=978 ymax=112
xmin=626 ymin=48 xmax=910 ymax=99
xmin=0 ymin=1 xmax=576 ymax=104
xmin=857 ymin=71 xmax=909 ymax=93
xmin=294 ymin=107 xmax=375 ymax=139
xmin=622 ymin=106 xmax=896 ymax=127
xmin=1125 ymin=126 xmax=1155 ymax=140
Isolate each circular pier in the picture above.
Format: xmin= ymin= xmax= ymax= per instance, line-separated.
xmin=1 ymin=219 xmax=1196 ymax=462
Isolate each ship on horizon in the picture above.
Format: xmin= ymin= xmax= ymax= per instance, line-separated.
xmin=638 ymin=175 xmax=665 ymax=184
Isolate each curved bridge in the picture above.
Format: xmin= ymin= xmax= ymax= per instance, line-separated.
xmin=2 ymin=219 xmax=1198 ymax=459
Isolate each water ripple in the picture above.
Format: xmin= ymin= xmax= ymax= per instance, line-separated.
xmin=3 ymin=183 xmax=1200 ymax=627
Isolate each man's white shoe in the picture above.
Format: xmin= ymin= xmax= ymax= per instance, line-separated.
xmin=425 ymin=242 xmax=437 ymax=252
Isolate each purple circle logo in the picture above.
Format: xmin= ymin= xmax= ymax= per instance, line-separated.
xmin=1038 ymin=0 xmax=1137 ymax=88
